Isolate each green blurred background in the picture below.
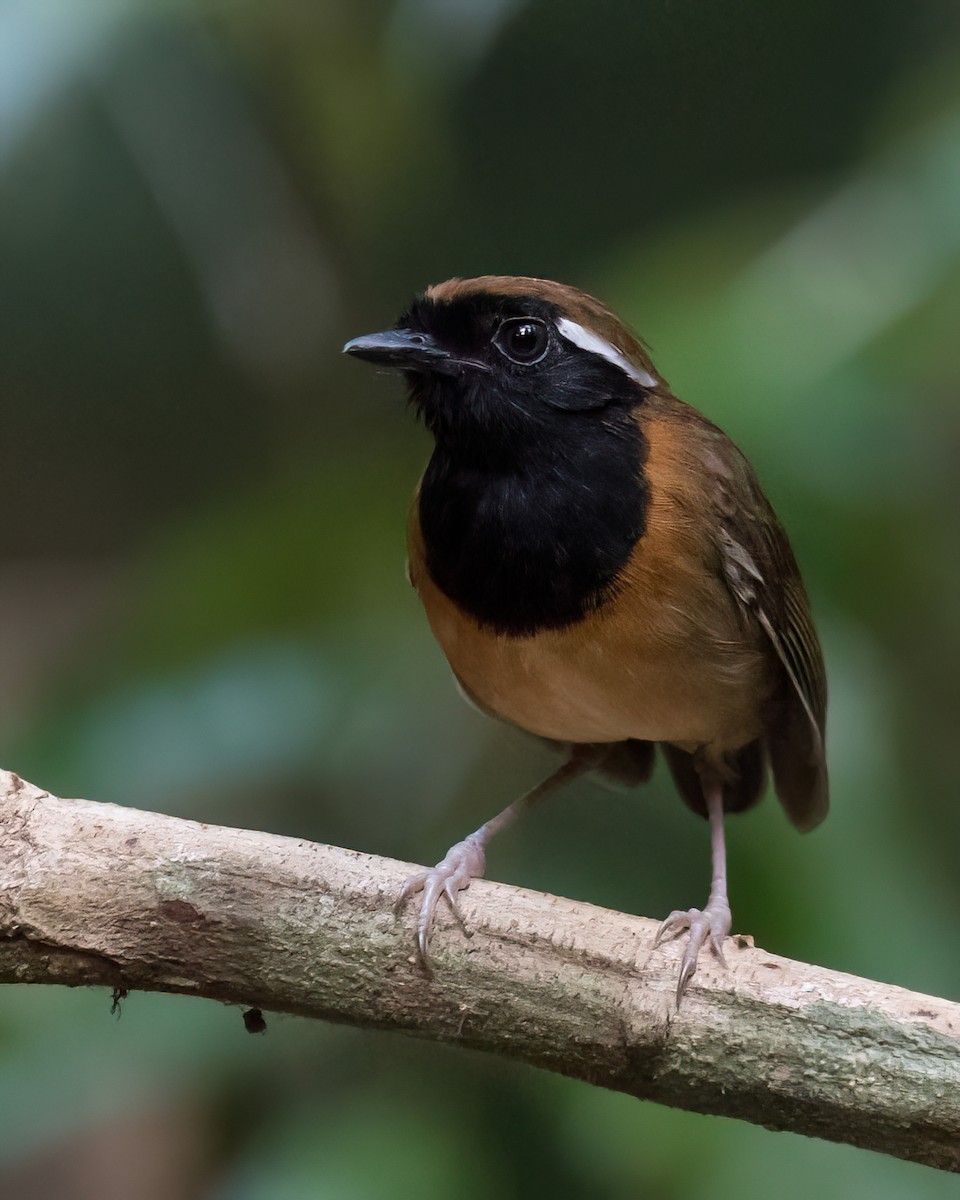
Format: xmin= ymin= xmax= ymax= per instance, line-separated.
xmin=2 ymin=0 xmax=959 ymax=1195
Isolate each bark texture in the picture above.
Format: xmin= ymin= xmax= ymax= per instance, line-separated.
xmin=0 ymin=768 xmax=958 ymax=1170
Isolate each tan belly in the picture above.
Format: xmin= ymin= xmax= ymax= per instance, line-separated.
xmin=415 ymin=564 xmax=770 ymax=752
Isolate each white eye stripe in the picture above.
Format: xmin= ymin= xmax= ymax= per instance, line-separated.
xmin=555 ymin=317 xmax=656 ymax=389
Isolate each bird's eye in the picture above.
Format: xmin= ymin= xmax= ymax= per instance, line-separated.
xmin=493 ymin=318 xmax=550 ymax=365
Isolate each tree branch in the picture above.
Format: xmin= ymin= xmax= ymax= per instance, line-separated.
xmin=0 ymin=768 xmax=958 ymax=1170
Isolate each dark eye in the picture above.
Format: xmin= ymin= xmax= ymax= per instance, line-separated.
xmin=493 ymin=317 xmax=550 ymax=365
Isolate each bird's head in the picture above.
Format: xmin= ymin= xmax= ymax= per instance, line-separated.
xmin=344 ymin=276 xmax=661 ymax=455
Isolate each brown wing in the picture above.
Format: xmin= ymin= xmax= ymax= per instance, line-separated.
xmin=694 ymin=412 xmax=829 ymax=831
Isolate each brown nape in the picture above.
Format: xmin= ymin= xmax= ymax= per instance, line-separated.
xmin=424 ymin=275 xmax=662 ymax=386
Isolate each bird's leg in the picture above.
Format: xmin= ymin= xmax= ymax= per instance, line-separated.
xmin=397 ymin=745 xmax=603 ymax=966
xmin=655 ymin=779 xmax=732 ymax=1005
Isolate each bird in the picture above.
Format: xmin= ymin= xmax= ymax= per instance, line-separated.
xmin=343 ymin=275 xmax=827 ymax=1002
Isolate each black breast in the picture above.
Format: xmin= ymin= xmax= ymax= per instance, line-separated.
xmin=419 ymin=412 xmax=649 ymax=637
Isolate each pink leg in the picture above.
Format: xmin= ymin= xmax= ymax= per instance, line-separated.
xmin=398 ymin=748 xmax=601 ymax=966
xmin=655 ymin=780 xmax=732 ymax=1005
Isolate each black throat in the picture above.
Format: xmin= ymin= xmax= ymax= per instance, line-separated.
xmin=418 ymin=406 xmax=649 ymax=637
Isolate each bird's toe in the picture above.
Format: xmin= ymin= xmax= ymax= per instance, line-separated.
xmin=397 ymin=835 xmax=487 ymax=966
xmin=657 ymin=900 xmax=732 ymax=1005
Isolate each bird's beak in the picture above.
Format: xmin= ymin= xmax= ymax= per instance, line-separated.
xmin=342 ymin=328 xmax=449 ymax=371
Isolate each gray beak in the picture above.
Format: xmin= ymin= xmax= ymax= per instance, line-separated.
xmin=342 ymin=328 xmax=450 ymax=371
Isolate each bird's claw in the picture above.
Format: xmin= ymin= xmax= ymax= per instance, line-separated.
xmin=655 ymin=900 xmax=732 ymax=1006
xmin=396 ymin=834 xmax=486 ymax=966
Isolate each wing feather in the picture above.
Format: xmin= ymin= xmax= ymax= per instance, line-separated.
xmin=702 ymin=423 xmax=829 ymax=830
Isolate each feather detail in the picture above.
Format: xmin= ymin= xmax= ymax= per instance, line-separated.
xmin=702 ymin=424 xmax=829 ymax=830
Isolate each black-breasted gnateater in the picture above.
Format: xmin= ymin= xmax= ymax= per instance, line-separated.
xmin=345 ymin=275 xmax=827 ymax=1003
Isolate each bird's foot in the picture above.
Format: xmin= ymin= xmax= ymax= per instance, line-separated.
xmin=655 ymin=898 xmax=732 ymax=1005
xmin=396 ymin=834 xmax=487 ymax=967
